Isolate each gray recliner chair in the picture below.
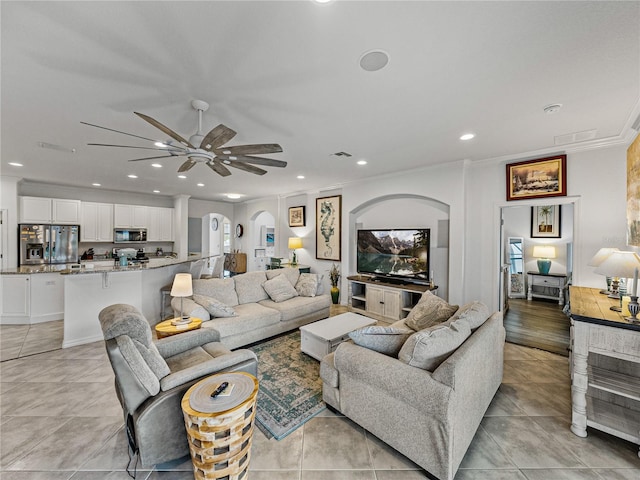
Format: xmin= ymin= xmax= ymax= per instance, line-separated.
xmin=99 ymin=304 xmax=258 ymax=467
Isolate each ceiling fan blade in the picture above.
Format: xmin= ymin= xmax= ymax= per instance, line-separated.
xmin=207 ymin=160 xmax=232 ymax=177
xmin=217 ymin=154 xmax=287 ymax=168
xmin=214 ymin=143 xmax=283 ymax=155
xmin=88 ymin=143 xmax=186 ymax=152
xmin=177 ymin=160 xmax=197 ymax=172
xmin=226 ymin=161 xmax=267 ymax=176
xmin=199 ymin=124 xmax=237 ymax=151
xmin=127 ymin=155 xmax=177 ymax=162
xmin=81 ymin=121 xmax=160 ymax=144
xmin=134 ymin=112 xmax=195 ymax=149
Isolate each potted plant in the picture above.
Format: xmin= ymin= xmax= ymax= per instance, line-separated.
xmin=329 ymin=263 xmax=340 ymax=304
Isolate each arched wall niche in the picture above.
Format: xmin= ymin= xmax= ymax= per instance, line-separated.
xmin=249 ymin=209 xmax=276 ymax=271
xmin=349 ymin=194 xmax=451 ymax=300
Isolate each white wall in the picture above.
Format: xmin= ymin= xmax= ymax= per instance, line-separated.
xmin=0 ymin=177 xmax=20 ymax=268
xmin=466 ymin=144 xmax=629 ymax=310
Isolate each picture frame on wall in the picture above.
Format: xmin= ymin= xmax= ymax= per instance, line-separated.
xmin=506 ymin=154 xmax=567 ymax=201
xmin=288 ymin=206 xmax=306 ymax=227
xmin=531 ymin=205 xmax=562 ymax=238
xmin=316 ymin=195 xmax=342 ymax=261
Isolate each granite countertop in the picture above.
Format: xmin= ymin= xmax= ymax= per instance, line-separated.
xmin=0 ymin=254 xmax=206 ymax=275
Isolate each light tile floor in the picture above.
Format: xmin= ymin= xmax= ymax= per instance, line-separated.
xmin=1 ymin=337 xmax=638 ymax=479
xmin=0 ymin=320 xmax=64 ymax=361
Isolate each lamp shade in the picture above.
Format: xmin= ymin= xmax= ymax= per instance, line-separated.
xmin=588 ymin=247 xmax=620 ymax=267
xmin=171 ymin=273 xmax=193 ymax=297
xmin=288 ymin=237 xmax=303 ymax=250
xmin=532 ymin=245 xmax=556 ymax=259
xmin=594 ymin=251 xmax=640 ymax=278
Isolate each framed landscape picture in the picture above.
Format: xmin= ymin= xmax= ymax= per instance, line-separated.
xmin=506 ymin=155 xmax=567 ymax=201
xmin=531 ymin=205 xmax=561 ymax=238
xmin=288 ymin=206 xmax=305 ymax=227
xmin=316 ymin=195 xmax=341 ymax=261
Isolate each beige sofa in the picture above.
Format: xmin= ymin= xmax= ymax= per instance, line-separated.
xmin=320 ymin=300 xmax=505 ymax=480
xmin=173 ymin=268 xmax=331 ymax=349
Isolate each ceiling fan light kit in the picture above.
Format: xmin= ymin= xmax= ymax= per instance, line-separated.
xmin=83 ymin=100 xmax=286 ymax=177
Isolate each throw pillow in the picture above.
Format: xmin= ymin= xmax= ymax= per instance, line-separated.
xmin=398 ymin=318 xmax=472 ymax=371
xmin=266 ymin=267 xmax=300 ymax=287
xmin=349 ymin=325 xmax=414 ymax=356
xmin=404 ymin=291 xmax=459 ymax=331
xmin=263 ymin=274 xmax=299 ymax=303
xmin=450 ymin=301 xmax=490 ymax=330
xmin=193 ymin=294 xmax=237 ymax=318
xmin=295 ymin=273 xmax=319 ymax=297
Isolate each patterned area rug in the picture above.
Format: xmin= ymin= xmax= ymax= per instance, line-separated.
xmin=248 ymin=331 xmax=326 ymax=440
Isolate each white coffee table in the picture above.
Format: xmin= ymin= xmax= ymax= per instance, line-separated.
xmin=299 ymin=312 xmax=376 ymax=360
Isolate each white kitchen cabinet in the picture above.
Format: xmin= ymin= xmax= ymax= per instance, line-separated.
xmin=147 ymin=207 xmax=174 ymax=242
xmin=0 ymin=273 xmax=65 ymax=324
xmin=81 ymin=202 xmax=114 ymax=242
xmin=52 ymin=198 xmax=80 ymax=224
xmin=29 ymin=273 xmax=64 ymax=322
xmin=19 ymin=196 xmax=80 ymax=224
xmin=114 ymin=204 xmax=148 ymax=228
xmin=0 ymin=275 xmax=30 ymax=323
xmin=19 ymin=196 xmax=52 ymax=223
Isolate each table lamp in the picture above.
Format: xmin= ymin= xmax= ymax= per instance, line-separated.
xmin=288 ymin=237 xmax=303 ymax=267
xmin=171 ymin=273 xmax=193 ymax=325
xmin=594 ymin=251 xmax=640 ymax=301
xmin=532 ymin=245 xmax=556 ymax=275
xmin=588 ymin=247 xmax=619 ymax=294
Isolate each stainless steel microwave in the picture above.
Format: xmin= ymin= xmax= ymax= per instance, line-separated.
xmin=114 ymin=228 xmax=147 ymax=243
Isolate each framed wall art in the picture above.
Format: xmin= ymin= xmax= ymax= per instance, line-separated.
xmin=506 ymin=154 xmax=567 ymax=201
xmin=316 ymin=195 xmax=341 ymax=261
xmin=288 ymin=206 xmax=306 ymax=227
xmin=531 ymin=205 xmax=561 ymax=238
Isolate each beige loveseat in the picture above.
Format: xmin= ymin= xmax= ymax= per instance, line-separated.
xmin=320 ymin=297 xmax=505 ymax=480
xmin=173 ymin=268 xmax=331 ymax=349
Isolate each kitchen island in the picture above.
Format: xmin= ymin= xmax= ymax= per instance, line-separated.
xmin=1 ymin=255 xmax=211 ymax=348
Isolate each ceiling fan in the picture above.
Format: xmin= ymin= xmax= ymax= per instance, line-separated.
xmin=81 ymin=100 xmax=286 ymax=176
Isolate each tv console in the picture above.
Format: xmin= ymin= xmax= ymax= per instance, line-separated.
xmin=347 ymin=275 xmax=438 ymax=323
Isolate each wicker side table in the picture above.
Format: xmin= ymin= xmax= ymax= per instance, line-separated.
xmin=181 ymin=372 xmax=259 ymax=480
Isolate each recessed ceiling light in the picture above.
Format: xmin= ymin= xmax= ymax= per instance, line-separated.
xmin=9 ymin=162 xmax=23 ymax=167
xmin=197 ymin=183 xmax=205 ymax=187
xmin=227 ymin=193 xmax=241 ymax=199
xmin=544 ymin=103 xmax=563 ymax=114
xmin=92 ymin=183 xmax=101 ymax=187
xmin=153 ymin=190 xmax=160 ymax=193
xmin=357 ymin=160 xmax=367 ymax=165
xmin=128 ymin=174 xmax=138 ymax=179
xmin=460 ymin=133 xmax=475 ymax=141
xmin=178 ymin=175 xmax=187 ymax=179
xmin=297 ymin=175 xmax=305 ymax=179
xmin=359 ymin=49 xmax=389 ymax=72
xmin=151 ymin=163 xmax=162 ymax=168
xmin=313 ymin=0 xmax=333 ymax=3
xmin=155 ymin=142 xmax=167 ymax=148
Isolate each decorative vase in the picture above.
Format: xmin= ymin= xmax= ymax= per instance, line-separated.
xmin=330 ymin=286 xmax=340 ymax=304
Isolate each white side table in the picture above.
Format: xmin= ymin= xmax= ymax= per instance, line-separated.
xmin=527 ymin=271 xmax=567 ymax=305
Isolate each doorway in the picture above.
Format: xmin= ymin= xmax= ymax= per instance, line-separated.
xmin=500 ymin=201 xmax=575 ymax=356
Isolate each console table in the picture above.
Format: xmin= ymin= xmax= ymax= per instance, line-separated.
xmin=347 ymin=275 xmax=437 ymax=322
xmin=266 ymin=263 xmax=311 ymax=273
xmin=527 ymin=271 xmax=567 ymax=305
xmin=569 ymin=286 xmax=640 ymax=458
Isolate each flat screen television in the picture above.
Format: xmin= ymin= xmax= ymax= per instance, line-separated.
xmin=356 ymin=229 xmax=430 ymax=284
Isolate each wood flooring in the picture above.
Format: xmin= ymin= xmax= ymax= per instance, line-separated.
xmin=504 ymin=297 xmax=570 ymax=356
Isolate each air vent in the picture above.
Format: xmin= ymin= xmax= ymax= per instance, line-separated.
xmin=331 ymin=152 xmax=352 ymax=157
xmin=554 ymin=129 xmax=597 ymax=146
xmin=37 ymin=142 xmax=76 ymax=153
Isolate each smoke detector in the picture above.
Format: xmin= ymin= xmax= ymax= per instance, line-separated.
xmin=543 ymin=104 xmax=563 ymax=114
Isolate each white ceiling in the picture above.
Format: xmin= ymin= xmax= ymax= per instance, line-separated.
xmin=2 ymin=1 xmax=639 ymax=203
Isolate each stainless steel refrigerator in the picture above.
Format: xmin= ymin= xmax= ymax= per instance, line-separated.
xmin=19 ymin=224 xmax=80 ymax=266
